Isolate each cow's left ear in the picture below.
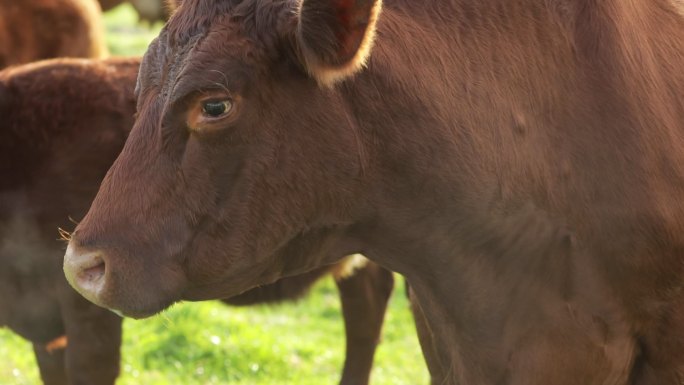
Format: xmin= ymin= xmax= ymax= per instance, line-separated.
xmin=295 ymin=0 xmax=382 ymax=86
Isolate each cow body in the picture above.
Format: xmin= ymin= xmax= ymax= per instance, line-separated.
xmin=0 ymin=0 xmax=106 ymax=70
xmin=64 ymin=0 xmax=684 ymax=384
xmin=2 ymin=57 xmax=392 ymax=385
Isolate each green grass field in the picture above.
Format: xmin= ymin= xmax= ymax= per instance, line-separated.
xmin=0 ymin=5 xmax=429 ymax=384
xmin=0 ymin=277 xmax=428 ymax=385
xmin=0 ymin=275 xmax=427 ymax=385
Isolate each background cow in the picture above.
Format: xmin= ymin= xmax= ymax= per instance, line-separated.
xmin=0 ymin=0 xmax=107 ymax=69
xmin=0 ymin=57 xmax=393 ymax=385
xmin=63 ymin=0 xmax=684 ymax=384
xmin=0 ymin=57 xmax=137 ymax=385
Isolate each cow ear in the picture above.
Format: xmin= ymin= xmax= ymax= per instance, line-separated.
xmin=295 ymin=0 xmax=382 ymax=86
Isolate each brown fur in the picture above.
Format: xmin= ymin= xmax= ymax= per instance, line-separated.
xmin=1 ymin=58 xmax=391 ymax=385
xmin=64 ymin=0 xmax=684 ymax=383
xmin=0 ymin=0 xmax=107 ymax=70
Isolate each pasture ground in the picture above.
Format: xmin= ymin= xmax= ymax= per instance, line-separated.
xmin=0 ymin=4 xmax=428 ymax=385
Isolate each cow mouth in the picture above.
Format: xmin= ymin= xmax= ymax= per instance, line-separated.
xmin=100 ymin=291 xmax=180 ymax=320
xmin=112 ymin=300 xmax=177 ymax=319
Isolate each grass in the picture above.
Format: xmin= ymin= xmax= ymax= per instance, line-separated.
xmin=0 ymin=276 xmax=428 ymax=385
xmin=102 ymin=3 xmax=164 ymax=57
xmin=0 ymin=4 xmax=429 ymax=384
xmin=119 ymin=277 xmax=427 ymax=385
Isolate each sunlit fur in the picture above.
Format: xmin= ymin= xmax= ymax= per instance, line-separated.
xmin=331 ymin=254 xmax=369 ymax=280
xmin=297 ymin=0 xmax=383 ymax=86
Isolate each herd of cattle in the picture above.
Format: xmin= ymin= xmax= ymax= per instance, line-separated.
xmin=3 ymin=0 xmax=684 ymax=384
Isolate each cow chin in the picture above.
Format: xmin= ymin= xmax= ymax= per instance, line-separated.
xmin=102 ymin=287 xmax=181 ymax=320
xmin=181 ymin=267 xmax=281 ymax=302
xmin=63 ymin=241 xmax=188 ymax=319
xmin=182 ymin=282 xmax=243 ymax=302
xmin=104 ymin=298 xmax=176 ymax=320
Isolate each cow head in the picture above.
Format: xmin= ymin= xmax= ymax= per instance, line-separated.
xmin=64 ymin=0 xmax=383 ymax=318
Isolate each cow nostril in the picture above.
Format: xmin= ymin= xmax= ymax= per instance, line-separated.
xmin=79 ymin=258 xmax=106 ymax=284
xmin=63 ymin=243 xmax=108 ymax=302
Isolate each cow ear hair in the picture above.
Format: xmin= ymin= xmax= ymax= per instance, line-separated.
xmin=295 ymin=0 xmax=382 ymax=87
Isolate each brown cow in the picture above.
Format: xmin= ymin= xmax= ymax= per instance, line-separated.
xmin=1 ymin=57 xmax=138 ymax=385
xmin=0 ymin=0 xmax=107 ymax=69
xmin=63 ymin=0 xmax=684 ymax=384
xmin=2 ymin=57 xmax=393 ymax=385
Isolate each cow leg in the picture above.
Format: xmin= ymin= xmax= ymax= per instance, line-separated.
xmin=33 ymin=343 xmax=68 ymax=385
xmin=58 ymin=286 xmax=122 ymax=385
xmin=335 ymin=261 xmax=394 ymax=385
xmin=407 ymin=282 xmax=447 ymax=385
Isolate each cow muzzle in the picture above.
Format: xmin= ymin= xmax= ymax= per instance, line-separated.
xmin=63 ymin=242 xmax=109 ymax=308
xmin=63 ymin=236 xmax=188 ymax=319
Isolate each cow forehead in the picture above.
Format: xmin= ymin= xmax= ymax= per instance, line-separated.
xmin=141 ymin=1 xmax=287 ymax=103
xmin=160 ymin=32 xmax=205 ymax=102
xmin=136 ymin=31 xmax=229 ymax=107
xmin=165 ymin=0 xmax=288 ymax=46
xmin=166 ymin=0 xmax=232 ymax=43
xmin=166 ymin=0 xmax=294 ymax=56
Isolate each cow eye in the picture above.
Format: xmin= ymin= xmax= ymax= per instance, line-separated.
xmin=201 ymin=99 xmax=232 ymax=118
